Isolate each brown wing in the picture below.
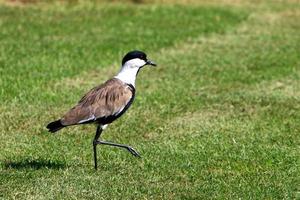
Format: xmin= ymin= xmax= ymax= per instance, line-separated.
xmin=61 ymin=78 xmax=133 ymax=126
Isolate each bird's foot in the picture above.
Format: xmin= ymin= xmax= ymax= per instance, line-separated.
xmin=126 ymin=146 xmax=141 ymax=157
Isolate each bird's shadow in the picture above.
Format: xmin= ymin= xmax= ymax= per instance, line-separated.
xmin=2 ymin=158 xmax=66 ymax=170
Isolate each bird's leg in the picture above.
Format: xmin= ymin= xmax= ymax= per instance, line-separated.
xmin=93 ymin=125 xmax=103 ymax=170
xmin=94 ymin=140 xmax=141 ymax=157
xmin=93 ymin=125 xmax=141 ymax=170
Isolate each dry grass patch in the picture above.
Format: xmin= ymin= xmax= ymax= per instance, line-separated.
xmin=1 ymin=0 xmax=287 ymax=7
xmin=145 ymin=107 xmax=236 ymax=140
xmin=55 ymin=64 xmax=119 ymax=90
xmin=247 ymin=70 xmax=300 ymax=101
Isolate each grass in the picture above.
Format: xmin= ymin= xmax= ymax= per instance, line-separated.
xmin=0 ymin=0 xmax=299 ymax=199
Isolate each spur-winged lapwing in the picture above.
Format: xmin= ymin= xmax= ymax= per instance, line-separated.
xmin=46 ymin=50 xmax=156 ymax=169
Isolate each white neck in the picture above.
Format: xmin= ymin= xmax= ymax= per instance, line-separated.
xmin=114 ymin=64 xmax=140 ymax=87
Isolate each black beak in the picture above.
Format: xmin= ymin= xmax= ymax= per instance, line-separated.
xmin=146 ymin=59 xmax=157 ymax=66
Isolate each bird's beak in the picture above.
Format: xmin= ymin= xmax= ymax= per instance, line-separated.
xmin=146 ymin=59 xmax=157 ymax=67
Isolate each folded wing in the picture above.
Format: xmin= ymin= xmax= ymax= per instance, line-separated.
xmin=61 ymin=78 xmax=134 ymax=126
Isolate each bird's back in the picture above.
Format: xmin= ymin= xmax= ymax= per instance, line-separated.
xmin=61 ymin=78 xmax=135 ymax=126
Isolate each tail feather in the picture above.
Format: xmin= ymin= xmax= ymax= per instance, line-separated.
xmin=46 ymin=120 xmax=65 ymax=133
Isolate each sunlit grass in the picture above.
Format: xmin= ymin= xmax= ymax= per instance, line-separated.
xmin=0 ymin=1 xmax=299 ymax=199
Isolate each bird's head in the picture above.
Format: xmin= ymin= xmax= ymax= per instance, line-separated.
xmin=121 ymin=50 xmax=157 ymax=69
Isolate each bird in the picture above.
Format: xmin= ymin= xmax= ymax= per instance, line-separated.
xmin=46 ymin=50 xmax=156 ymax=169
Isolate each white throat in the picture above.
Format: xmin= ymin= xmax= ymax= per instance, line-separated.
xmin=114 ymin=58 xmax=146 ymax=87
xmin=114 ymin=66 xmax=139 ymax=87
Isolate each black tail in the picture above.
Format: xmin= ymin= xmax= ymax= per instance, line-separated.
xmin=46 ymin=120 xmax=65 ymax=133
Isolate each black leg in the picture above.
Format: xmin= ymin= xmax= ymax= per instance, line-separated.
xmin=92 ymin=125 xmax=141 ymax=170
xmin=94 ymin=140 xmax=141 ymax=157
xmin=93 ymin=125 xmax=141 ymax=170
xmin=93 ymin=125 xmax=103 ymax=170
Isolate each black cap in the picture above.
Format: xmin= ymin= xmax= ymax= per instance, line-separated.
xmin=122 ymin=50 xmax=147 ymax=66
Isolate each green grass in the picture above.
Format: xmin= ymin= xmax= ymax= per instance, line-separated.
xmin=0 ymin=1 xmax=299 ymax=199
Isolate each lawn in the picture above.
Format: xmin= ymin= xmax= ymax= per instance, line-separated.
xmin=0 ymin=0 xmax=299 ymax=199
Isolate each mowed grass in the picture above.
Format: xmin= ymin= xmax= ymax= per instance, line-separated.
xmin=0 ymin=1 xmax=299 ymax=199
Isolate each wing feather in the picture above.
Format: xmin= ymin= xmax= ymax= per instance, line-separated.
xmin=61 ymin=78 xmax=133 ymax=126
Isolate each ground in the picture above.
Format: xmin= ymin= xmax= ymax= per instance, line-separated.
xmin=0 ymin=0 xmax=299 ymax=199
